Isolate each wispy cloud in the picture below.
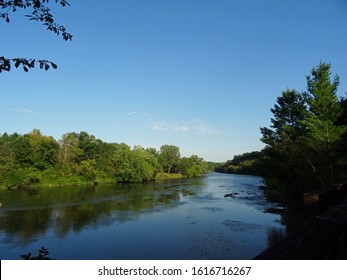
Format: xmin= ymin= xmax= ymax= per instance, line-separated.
xmin=151 ymin=118 xmax=221 ymax=135
xmin=12 ymin=108 xmax=36 ymax=113
xmin=151 ymin=122 xmax=169 ymax=131
xmin=126 ymin=111 xmax=137 ymax=116
xmin=173 ymin=125 xmax=190 ymax=133
xmin=126 ymin=111 xmax=150 ymax=117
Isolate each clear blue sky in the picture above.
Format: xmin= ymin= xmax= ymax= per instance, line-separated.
xmin=1 ymin=0 xmax=347 ymax=162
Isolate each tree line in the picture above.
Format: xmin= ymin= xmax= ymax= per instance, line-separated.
xmin=0 ymin=130 xmax=212 ymax=188
xmin=218 ymin=62 xmax=347 ymax=201
xmin=214 ymin=151 xmax=262 ymax=175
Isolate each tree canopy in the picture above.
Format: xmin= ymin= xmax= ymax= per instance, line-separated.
xmin=258 ymin=62 xmax=347 ymax=200
xmin=159 ymin=145 xmax=181 ymax=174
xmin=217 ymin=62 xmax=347 ymax=202
xmin=0 ymin=130 xmax=212 ymax=189
xmin=0 ymin=0 xmax=72 ymax=72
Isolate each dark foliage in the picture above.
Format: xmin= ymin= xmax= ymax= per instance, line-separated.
xmin=215 ymin=151 xmax=262 ymax=175
xmin=20 ymin=247 xmax=52 ymax=260
xmin=0 ymin=0 xmax=72 ymax=72
xmin=258 ymin=62 xmax=347 ymax=201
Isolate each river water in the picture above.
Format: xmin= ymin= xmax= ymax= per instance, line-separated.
xmin=0 ymin=173 xmax=285 ymax=259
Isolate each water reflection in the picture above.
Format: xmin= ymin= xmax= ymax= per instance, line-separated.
xmin=0 ymin=179 xmax=202 ymax=243
xmin=0 ymin=174 xmax=284 ymax=259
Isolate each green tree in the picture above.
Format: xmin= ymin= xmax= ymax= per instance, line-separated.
xmin=259 ymin=89 xmax=313 ymax=195
xmin=132 ymin=146 xmax=160 ymax=182
xmin=260 ymin=89 xmax=307 ymax=146
xmin=58 ymin=132 xmax=83 ymax=165
xmin=216 ymin=151 xmax=262 ymax=175
xmin=0 ymin=133 xmax=16 ymax=187
xmin=259 ymin=62 xmax=347 ymax=199
xmin=0 ymin=0 xmax=72 ymax=72
xmin=178 ymin=155 xmax=205 ymax=177
xmin=160 ymin=145 xmax=181 ymax=174
xmin=79 ymin=159 xmax=97 ymax=183
xmin=111 ymin=143 xmax=135 ymax=182
xmin=76 ymin=132 xmax=102 ymax=162
xmin=0 ymin=129 xmax=209 ymax=188
xmin=303 ymin=62 xmax=347 ymax=184
xmin=27 ymin=129 xmax=59 ymax=170
xmin=12 ymin=133 xmax=35 ymax=166
xmin=110 ymin=145 xmax=161 ymax=183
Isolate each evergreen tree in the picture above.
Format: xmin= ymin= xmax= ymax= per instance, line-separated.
xmin=259 ymin=62 xmax=347 ymax=199
xmin=303 ymin=62 xmax=346 ymax=185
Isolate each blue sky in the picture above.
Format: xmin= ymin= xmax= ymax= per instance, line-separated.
xmin=1 ymin=0 xmax=347 ymax=162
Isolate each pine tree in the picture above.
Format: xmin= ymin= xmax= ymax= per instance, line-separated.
xmin=303 ymin=62 xmax=347 ymax=184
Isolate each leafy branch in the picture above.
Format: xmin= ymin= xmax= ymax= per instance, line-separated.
xmin=0 ymin=0 xmax=72 ymax=73
xmin=0 ymin=56 xmax=57 ymax=72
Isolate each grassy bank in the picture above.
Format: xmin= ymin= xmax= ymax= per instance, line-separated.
xmin=0 ymin=172 xmax=191 ymax=190
xmin=155 ymin=172 xmax=185 ymax=180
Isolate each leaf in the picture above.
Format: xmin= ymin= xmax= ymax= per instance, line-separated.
xmin=45 ymin=63 xmax=50 ymax=71
xmin=23 ymin=66 xmax=29 ymax=72
xmin=51 ymin=62 xmax=57 ymax=69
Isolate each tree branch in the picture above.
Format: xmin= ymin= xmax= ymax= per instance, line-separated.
xmin=1 ymin=0 xmax=71 ymax=72
xmin=0 ymin=56 xmax=57 ymax=73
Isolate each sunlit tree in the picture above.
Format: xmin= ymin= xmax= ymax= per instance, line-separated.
xmin=160 ymin=145 xmax=181 ymax=174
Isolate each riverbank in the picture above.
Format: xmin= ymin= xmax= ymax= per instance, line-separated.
xmin=154 ymin=172 xmax=186 ymax=180
xmin=0 ymin=172 xmax=193 ymax=191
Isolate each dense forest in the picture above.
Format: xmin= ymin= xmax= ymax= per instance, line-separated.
xmin=218 ymin=62 xmax=347 ymax=201
xmin=0 ymin=130 xmax=212 ymax=189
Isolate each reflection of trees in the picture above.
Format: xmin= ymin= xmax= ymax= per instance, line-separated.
xmin=0 ymin=181 xmax=199 ymax=243
xmin=0 ymin=208 xmax=51 ymax=240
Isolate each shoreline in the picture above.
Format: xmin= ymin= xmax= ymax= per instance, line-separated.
xmin=0 ymin=172 xmax=196 ymax=191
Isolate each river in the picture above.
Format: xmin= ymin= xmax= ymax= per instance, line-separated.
xmin=0 ymin=172 xmax=285 ymax=259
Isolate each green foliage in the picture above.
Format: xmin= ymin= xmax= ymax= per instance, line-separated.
xmin=302 ymin=62 xmax=347 ymax=184
xmin=260 ymin=89 xmax=307 ymax=145
xmin=0 ymin=130 xmax=210 ymax=188
xmin=178 ymin=155 xmax=206 ymax=177
xmin=259 ymin=62 xmax=347 ymax=200
xmin=159 ymin=145 xmax=181 ymax=174
xmin=27 ymin=129 xmax=59 ymax=170
xmin=58 ymin=132 xmax=83 ymax=164
xmin=216 ymin=151 xmax=262 ymax=175
xmin=79 ymin=159 xmax=97 ymax=182
xmin=306 ymin=62 xmax=340 ymax=120
xmin=155 ymin=172 xmax=185 ymax=180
